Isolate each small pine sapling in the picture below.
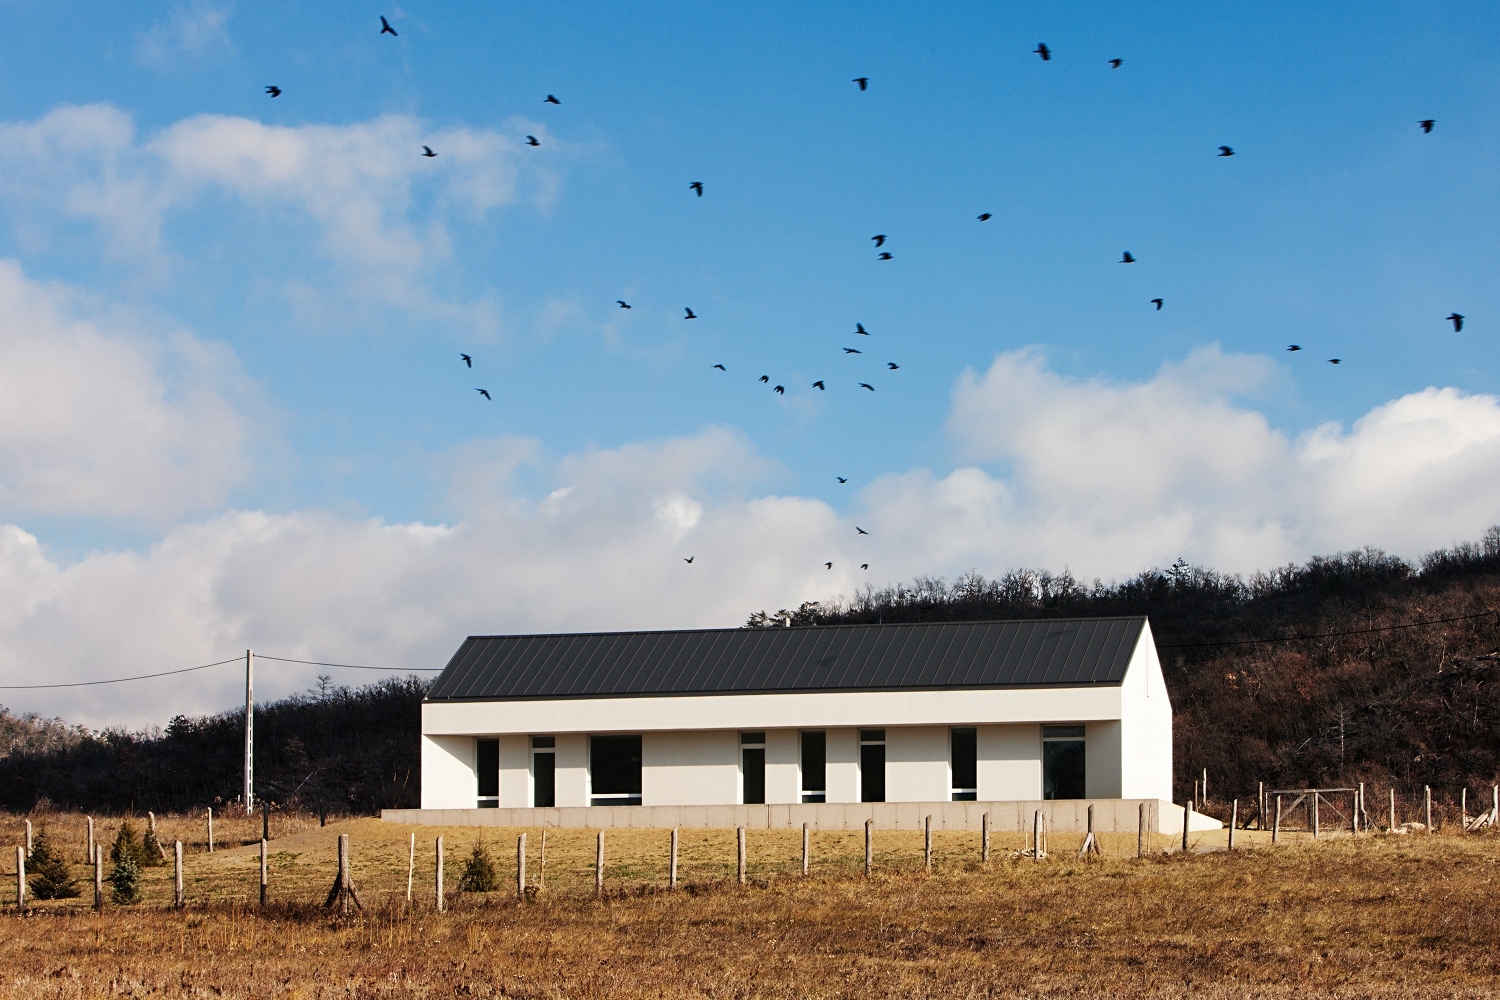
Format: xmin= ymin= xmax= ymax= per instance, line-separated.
xmin=108 ymin=850 xmax=141 ymax=905
xmin=26 ymin=827 xmax=80 ymax=900
xmin=458 ymin=839 xmax=499 ymax=893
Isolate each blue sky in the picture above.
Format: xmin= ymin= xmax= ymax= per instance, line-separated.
xmin=1 ymin=2 xmax=1499 ymax=722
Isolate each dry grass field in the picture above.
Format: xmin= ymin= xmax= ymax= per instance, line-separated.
xmin=1 ymin=811 xmax=1498 ymax=997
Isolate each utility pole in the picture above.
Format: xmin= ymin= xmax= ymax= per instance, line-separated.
xmin=244 ymin=649 xmax=254 ymax=816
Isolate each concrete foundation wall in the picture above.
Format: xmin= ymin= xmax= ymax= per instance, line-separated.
xmin=384 ymin=799 xmax=1222 ymax=834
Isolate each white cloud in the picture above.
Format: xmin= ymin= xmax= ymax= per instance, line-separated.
xmin=0 ymin=259 xmax=255 ymax=523
xmin=4 ymin=347 xmax=1500 ymax=728
xmin=135 ymin=2 xmax=234 ymax=67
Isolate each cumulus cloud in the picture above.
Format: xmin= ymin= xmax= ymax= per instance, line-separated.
xmin=134 ymin=1 xmax=234 ymax=66
xmin=0 ymin=259 xmax=255 ymax=523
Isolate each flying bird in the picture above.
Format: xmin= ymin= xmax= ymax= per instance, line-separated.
xmin=861 ymin=563 xmax=869 ymax=570
xmin=837 ymin=477 xmax=847 ymax=483
xmin=759 ymin=375 xmax=769 ymax=383
xmin=1419 ymin=119 xmax=1435 ymax=133
xmin=825 ymin=562 xmax=833 ymax=570
xmin=856 ymin=323 xmax=869 ymax=335
xmin=812 ymin=380 xmax=825 ymax=390
xmin=1109 ymin=58 xmax=1123 ymax=69
xmin=1119 ymin=251 xmax=1136 ymax=263
xmin=774 ymin=385 xmax=785 ymax=394
xmin=265 ymin=86 xmax=282 ymax=98
xmin=1328 ymin=358 xmax=1341 ymax=365
xmin=422 ymin=146 xmax=437 ymax=157
xmin=525 ymin=135 xmax=540 ymax=147
xmin=460 ymin=354 xmax=472 ymax=367
xmin=878 ymin=252 xmax=893 ymax=260
xmin=978 ymin=213 xmax=992 ymax=221
xmin=690 ymin=181 xmax=704 ymax=196
xmin=1218 ymin=146 xmax=1235 ymax=157
xmin=1034 ymin=43 xmax=1051 ymax=61
xmin=856 ymin=526 xmax=869 ymax=535
xmin=713 ymin=364 xmax=726 ymax=370
xmin=887 ymin=362 xmax=899 ymax=369
xmin=872 ymin=235 xmax=886 ymax=247
xmin=859 ymin=383 xmax=875 ymax=391
xmin=1448 ymin=313 xmax=1465 ymax=332
xmin=853 ymin=77 xmax=868 ymax=91
xmin=684 ymin=556 xmax=694 ymax=564
xmin=380 ymin=15 xmax=397 ymax=36
xmin=843 ymin=347 xmax=862 ymax=354
xmin=617 ymin=300 xmax=631 ymax=309
xmin=476 ymin=388 xmax=491 ymax=399
xmin=1287 ymin=345 xmax=1301 ymax=352
xmin=684 ymin=307 xmax=696 ymax=319
xmin=1151 ymin=298 xmax=1163 ymax=310
xmin=545 ymin=95 xmax=561 ymax=104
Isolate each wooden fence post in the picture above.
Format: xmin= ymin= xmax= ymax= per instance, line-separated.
xmin=406 ymin=833 xmax=415 ymax=904
xmin=24 ymin=819 xmax=32 ymax=858
xmin=322 ymin=833 xmax=362 ymax=914
xmin=206 ymin=808 xmax=214 ymax=853
xmin=435 ymin=836 xmax=444 ymax=912
xmin=1273 ymin=795 xmax=1282 ymax=844
xmin=864 ymin=819 xmax=873 ymax=875
xmin=1202 ymin=768 xmax=1208 ymax=806
xmin=86 ymin=816 xmax=94 ymax=866
xmin=670 ymin=828 xmax=679 ymax=889
xmin=148 ymin=812 xmax=165 ymax=861
xmin=540 ymin=830 xmax=547 ymax=891
xmin=1258 ymin=782 xmax=1265 ymax=829
xmin=1182 ymin=802 xmax=1191 ymax=853
xmin=174 ymin=841 xmax=184 ymax=909
xmin=1390 ymin=787 xmax=1397 ymax=831
xmin=1137 ymin=802 xmax=1146 ymax=858
xmin=982 ymin=812 xmax=991 ymax=863
xmin=1312 ymin=792 xmax=1320 ymax=839
xmin=737 ymin=826 xmax=746 ymax=886
xmin=801 ymin=823 xmax=809 ymax=876
xmin=1033 ymin=809 xmax=1041 ymax=861
xmin=517 ymin=833 xmax=526 ymax=898
xmin=259 ymin=839 xmax=268 ymax=906
xmin=15 ymin=845 xmax=25 ymax=912
xmin=1356 ymin=784 xmax=1364 ymax=835
xmin=924 ymin=815 xmax=932 ymax=872
xmin=1228 ymin=799 xmax=1237 ymax=851
xmin=1462 ymin=788 xmax=1468 ymax=830
xmin=262 ymin=803 xmax=270 ymax=843
xmin=1425 ymin=785 xmax=1432 ymax=832
xmin=595 ymin=831 xmax=605 ymax=897
xmin=93 ymin=844 xmax=103 ymax=913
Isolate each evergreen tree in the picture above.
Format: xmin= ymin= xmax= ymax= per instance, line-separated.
xmin=109 ymin=818 xmax=152 ymax=869
xmin=26 ymin=826 xmax=80 ymax=900
xmin=457 ymin=839 xmax=499 ymax=893
xmin=108 ymin=850 xmax=141 ymax=905
xmin=140 ymin=823 xmax=166 ymax=867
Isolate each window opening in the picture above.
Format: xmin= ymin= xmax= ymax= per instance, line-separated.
xmin=950 ymin=727 xmax=977 ymax=801
xmin=1042 ymin=725 xmax=1086 ymax=800
xmin=859 ymin=729 xmax=886 ymax=803
xmin=532 ymin=735 xmax=556 ymax=808
xmin=590 ymin=734 xmax=642 ymax=806
xmin=800 ymin=730 xmax=826 ymax=803
xmin=476 ymin=738 xmax=499 ymax=808
xmin=741 ymin=732 xmax=766 ymax=805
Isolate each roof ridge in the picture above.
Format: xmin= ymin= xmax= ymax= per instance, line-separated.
xmin=459 ymin=614 xmax=1150 ymax=642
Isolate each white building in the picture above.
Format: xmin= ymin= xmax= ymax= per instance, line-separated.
xmin=405 ymin=617 xmax=1202 ymax=832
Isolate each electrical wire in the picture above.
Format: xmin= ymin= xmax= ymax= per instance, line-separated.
xmin=0 ymin=657 xmax=243 ymax=690
xmin=254 ymin=655 xmax=442 ymax=672
xmin=1156 ymin=608 xmax=1497 ymax=649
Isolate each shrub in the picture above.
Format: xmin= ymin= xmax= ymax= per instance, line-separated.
xmin=26 ymin=826 xmax=79 ymax=899
xmin=109 ymin=818 xmax=153 ymax=870
xmin=108 ymin=850 xmax=140 ymax=905
xmin=457 ymin=839 xmax=499 ymax=893
xmin=140 ymin=822 xmax=166 ymax=867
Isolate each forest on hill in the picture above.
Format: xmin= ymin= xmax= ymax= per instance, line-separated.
xmin=2 ymin=530 xmax=1499 ymax=813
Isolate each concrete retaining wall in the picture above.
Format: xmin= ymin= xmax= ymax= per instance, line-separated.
xmin=382 ymin=798 xmax=1221 ymax=834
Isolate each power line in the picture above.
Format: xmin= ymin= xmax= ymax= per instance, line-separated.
xmin=1157 ymin=609 xmax=1497 ymax=649
xmin=255 ymin=655 xmax=442 ymax=672
xmin=0 ymin=653 xmax=439 ymax=690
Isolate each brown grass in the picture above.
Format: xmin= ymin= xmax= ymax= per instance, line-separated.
xmin=1 ymin=812 xmax=1498 ymax=997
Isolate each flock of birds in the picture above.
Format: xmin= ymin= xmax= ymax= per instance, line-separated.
xmin=262 ymin=21 xmax=1468 ymax=575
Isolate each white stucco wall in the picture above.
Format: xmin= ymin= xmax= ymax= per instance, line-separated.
xmin=498 ymin=734 xmax=528 ymax=806
xmin=421 ymin=734 xmax=475 ymax=809
xmin=977 ymin=723 xmax=1041 ymax=800
xmin=1118 ymin=622 xmax=1174 ymax=800
xmin=765 ymin=729 xmax=799 ymax=804
xmin=827 ymin=727 xmax=859 ymax=803
xmin=886 ymin=726 xmax=949 ymax=802
xmin=556 ymin=733 xmax=588 ymax=807
xmin=642 ymin=730 xmax=738 ymax=805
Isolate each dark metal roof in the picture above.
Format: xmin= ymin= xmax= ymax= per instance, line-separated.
xmin=426 ymin=617 xmax=1147 ymax=702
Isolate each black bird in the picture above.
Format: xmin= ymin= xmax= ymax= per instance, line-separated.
xmin=265 ymin=86 xmax=282 ymax=98
xmin=887 ymin=362 xmax=899 ymax=369
xmin=684 ymin=556 xmax=694 ymax=564
xmin=978 ymin=213 xmax=992 ymax=221
xmin=1287 ymin=345 xmax=1301 ymax=352
xmin=861 ymin=563 xmax=869 ymax=570
xmin=380 ymin=15 xmax=397 ymax=36
xmin=617 ymin=300 xmax=631 ymax=309
xmin=422 ymin=146 xmax=437 ymax=157
xmin=1109 ymin=58 xmax=1123 ymax=69
xmin=825 ymin=562 xmax=833 ymax=570
xmin=525 ymin=135 xmax=540 ymax=147
xmin=476 ymin=388 xmax=491 ymax=399
xmin=774 ymin=385 xmax=785 ymax=394
xmin=859 ymin=383 xmax=875 ymax=391
xmin=812 ymin=380 xmax=825 ymax=389
xmin=1218 ymin=145 xmax=1235 ymax=157
xmin=1448 ymin=313 xmax=1465 ymax=332
xmin=1420 ymin=119 xmax=1435 ymax=133
xmin=713 ymin=364 xmax=726 ymax=370
xmin=545 ymin=95 xmax=561 ymax=104
xmin=856 ymin=323 xmax=869 ymax=335
xmin=843 ymin=348 xmax=862 ymax=354
xmin=1328 ymin=358 xmax=1341 ymax=364
xmin=878 ymin=252 xmax=893 ymax=260
xmin=684 ymin=307 xmax=696 ymax=319
xmin=1120 ymin=251 xmax=1136 ymax=263
xmin=856 ymin=526 xmax=868 ymax=535
xmin=872 ymin=234 xmax=886 ymax=247
xmin=837 ymin=477 xmax=847 ymax=483
xmin=1034 ymin=42 xmax=1051 ymax=61
xmin=759 ymin=375 xmax=769 ymax=383
xmin=1151 ymin=298 xmax=1163 ymax=310
xmin=690 ymin=181 xmax=704 ymax=197
xmin=461 ymin=354 xmax=472 ymax=367
xmin=853 ymin=77 xmax=868 ymax=91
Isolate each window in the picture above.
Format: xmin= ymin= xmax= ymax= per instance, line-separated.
xmin=476 ymin=738 xmax=499 ymax=808
xmin=1042 ymin=725 xmax=1086 ymax=800
xmin=951 ymin=727 xmax=977 ymax=801
xmin=859 ymin=729 xmax=885 ymax=803
xmin=800 ymin=730 xmax=826 ymax=803
xmin=532 ymin=735 xmax=555 ymax=808
xmin=590 ymin=734 xmax=642 ymax=806
xmin=741 ymin=732 xmax=766 ymax=805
